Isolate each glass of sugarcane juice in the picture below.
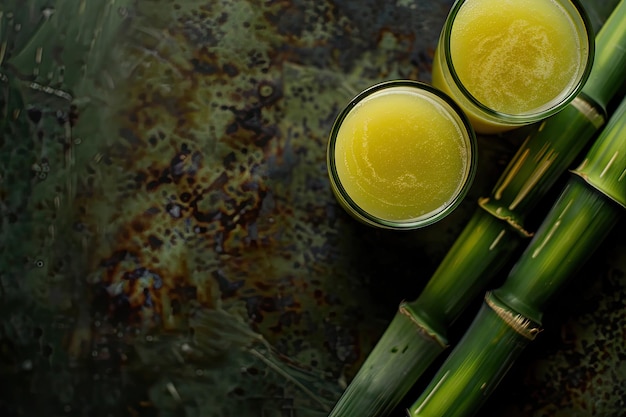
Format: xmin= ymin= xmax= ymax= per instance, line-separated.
xmin=432 ymin=0 xmax=594 ymax=134
xmin=327 ymin=80 xmax=477 ymax=230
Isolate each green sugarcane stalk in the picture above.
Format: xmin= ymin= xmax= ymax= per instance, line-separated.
xmin=407 ymin=93 xmax=626 ymax=417
xmin=327 ymin=2 xmax=626 ymax=416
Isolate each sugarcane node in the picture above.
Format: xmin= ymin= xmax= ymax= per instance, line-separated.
xmin=478 ymin=197 xmax=533 ymax=238
xmin=569 ymin=170 xmax=626 ymax=210
xmin=484 ymin=292 xmax=542 ymax=340
xmin=398 ymin=303 xmax=449 ymax=348
xmin=570 ymin=93 xmax=606 ymax=128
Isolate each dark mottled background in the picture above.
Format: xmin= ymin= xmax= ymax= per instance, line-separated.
xmin=0 ymin=1 xmax=624 ymax=416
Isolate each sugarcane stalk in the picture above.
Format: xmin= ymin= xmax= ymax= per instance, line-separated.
xmin=407 ymin=93 xmax=626 ymax=417
xmin=327 ymin=2 xmax=626 ymax=416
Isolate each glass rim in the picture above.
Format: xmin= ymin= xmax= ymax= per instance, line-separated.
xmin=327 ymin=79 xmax=478 ymax=230
xmin=441 ymin=0 xmax=596 ymax=124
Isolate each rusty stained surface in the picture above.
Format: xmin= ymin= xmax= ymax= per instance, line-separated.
xmin=0 ymin=1 xmax=624 ymax=417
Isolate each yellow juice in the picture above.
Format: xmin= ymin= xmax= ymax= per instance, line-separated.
xmin=432 ymin=0 xmax=588 ymax=133
xmin=332 ymin=86 xmax=471 ymax=223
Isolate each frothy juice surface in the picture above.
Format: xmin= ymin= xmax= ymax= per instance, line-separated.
xmin=334 ymin=88 xmax=469 ymax=222
xmin=450 ymin=0 xmax=581 ymax=114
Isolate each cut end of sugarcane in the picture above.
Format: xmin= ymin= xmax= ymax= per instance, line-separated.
xmin=479 ymin=197 xmax=534 ymax=238
xmin=327 ymin=306 xmax=447 ymax=417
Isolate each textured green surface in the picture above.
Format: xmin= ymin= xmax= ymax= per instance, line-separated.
xmin=0 ymin=1 xmax=624 ymax=416
xmin=573 ymin=95 xmax=626 ymax=207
